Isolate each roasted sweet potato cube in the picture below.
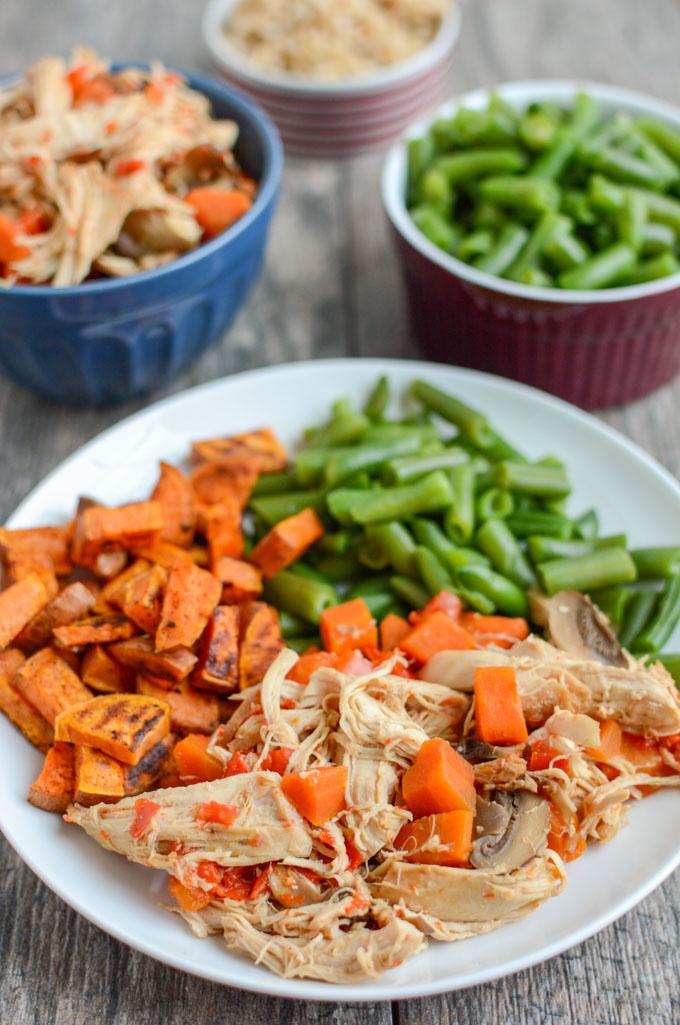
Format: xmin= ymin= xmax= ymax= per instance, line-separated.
xmin=55 ymin=693 xmax=170 ymax=766
xmin=156 ymin=562 xmax=222 ymax=652
xmin=122 ymin=565 xmax=168 ymax=633
xmin=0 ymin=648 xmax=54 ymax=751
xmin=81 ymin=645 xmax=134 ymax=693
xmin=53 ymin=615 xmax=137 ymax=647
xmin=151 ymin=462 xmax=197 ymax=549
xmin=96 ymin=559 xmax=151 ymax=612
xmin=191 ymin=459 xmax=259 ymax=510
xmin=191 ymin=428 xmax=287 ymax=472
xmin=123 ymin=733 xmax=175 ymax=795
xmin=109 ymin=636 xmax=197 ymax=681
xmin=16 ymin=581 xmax=96 ymax=652
xmin=72 ymin=501 xmax=163 ymax=567
xmin=200 ymin=498 xmax=245 ymax=563
xmin=13 ymin=647 xmax=91 ymax=724
xmin=249 ymin=508 xmax=324 ymax=580
xmin=28 ymin=742 xmax=75 ymax=813
xmin=128 ymin=543 xmax=194 ymax=568
xmin=193 ymin=606 xmax=240 ymax=693
xmin=0 ymin=526 xmax=72 ymax=576
xmin=73 ymin=745 xmax=126 ymax=805
xmin=238 ymin=601 xmax=284 ymax=691
xmin=1 ymin=547 xmax=58 ymax=596
xmin=0 ymin=573 xmax=51 ymax=650
xmin=137 ymin=675 xmax=219 ymax=735
xmin=212 ymin=557 xmax=262 ymax=603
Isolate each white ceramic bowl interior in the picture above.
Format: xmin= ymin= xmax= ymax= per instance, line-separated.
xmin=202 ymin=0 xmax=462 ymax=97
xmin=383 ymin=80 xmax=680 ymax=305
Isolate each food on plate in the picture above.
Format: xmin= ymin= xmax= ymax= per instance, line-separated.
xmin=1 ymin=377 xmax=679 ymax=982
xmin=222 ymin=0 xmax=449 ymax=81
xmin=407 ymin=91 xmax=680 ymax=288
xmin=0 ymin=48 xmax=256 ymax=286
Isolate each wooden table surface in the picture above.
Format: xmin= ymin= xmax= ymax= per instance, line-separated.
xmin=1 ymin=1 xmax=680 ymax=1021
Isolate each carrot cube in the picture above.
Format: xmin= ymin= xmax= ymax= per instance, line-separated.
xmin=474 ymin=665 xmax=528 ymax=746
xmin=400 ymin=610 xmax=476 ymax=664
xmin=402 ymin=737 xmax=476 ymax=817
xmin=280 ymin=765 xmax=347 ymax=826
xmin=319 ymin=598 xmax=377 ymax=655
xmin=395 ymin=810 xmax=474 ymax=866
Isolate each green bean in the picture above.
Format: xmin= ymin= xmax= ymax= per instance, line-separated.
xmin=304 ymin=409 xmax=369 ymax=449
xmin=543 ymin=226 xmax=590 ymax=272
xmin=494 ymin=460 xmax=571 ymax=497
xmin=618 ymin=590 xmax=659 ymax=650
xmin=514 ymin=267 xmax=554 ymax=287
xmin=619 ymin=252 xmax=679 ymax=285
xmin=527 ymin=533 xmax=627 ymax=563
xmin=561 ymin=188 xmax=598 ymax=226
xmin=506 ymin=211 xmax=563 ymax=280
xmin=363 ymin=423 xmax=440 ymax=446
xmin=474 ymin=223 xmax=530 ymax=276
xmin=589 ymin=146 xmax=671 ymax=190
xmin=331 ymin=471 xmax=453 ymax=526
xmin=347 ymin=574 xmax=393 ymax=598
xmin=444 ymin=463 xmax=476 ymax=544
xmin=455 ymin=584 xmax=496 ymax=615
xmin=407 ymin=135 xmax=435 ymax=202
xmin=488 ymin=92 xmax=519 ymax=125
xmin=410 ymin=204 xmax=460 ymax=253
xmin=520 ymin=110 xmax=557 ymax=151
xmin=363 ymin=375 xmax=391 ymax=422
xmin=476 ymin=487 xmax=514 ymax=521
xmin=457 ymin=229 xmax=494 ymax=262
xmin=278 ymin=611 xmax=315 ymax=638
xmin=478 ymin=175 xmax=561 ymax=214
xmin=558 ymin=242 xmax=636 ymax=289
xmin=633 ymin=574 xmax=680 ymax=653
xmin=451 ymin=106 xmax=517 ymax=146
xmin=616 ymin=192 xmax=647 ymax=251
xmin=538 ymin=546 xmax=637 ymax=595
xmin=285 ymin=635 xmax=321 ymax=654
xmin=315 ymin=554 xmax=364 ymax=583
xmin=641 ymin=221 xmax=676 ymax=255
xmin=630 ymin=186 xmax=680 ymax=234
xmin=483 ymin=430 xmax=527 ymax=464
xmin=383 ymin=447 xmax=468 ymax=484
xmin=414 ymin=546 xmax=453 ymax=596
xmin=588 ymin=585 xmax=633 ymax=625
xmin=656 ymin=652 xmax=680 ymax=685
xmin=326 ymin=488 xmax=373 ymax=525
xmin=469 ymin=201 xmax=507 ymax=230
xmin=435 ymin=147 xmax=527 ymax=184
xmin=588 ymin=173 xmax=626 ymax=214
xmin=635 ymin=117 xmax=680 ymax=164
xmin=289 ymin=562 xmax=336 ymax=588
xmin=252 ymin=470 xmax=298 ymax=496
xmin=506 ymin=510 xmax=574 ymax=539
xmin=531 ymin=129 xmax=578 ymax=181
xmin=389 ymin=575 xmax=429 ymax=611
xmin=573 ymin=508 xmax=599 ymax=540
xmin=263 ymin=571 xmax=336 ymax=624
xmin=317 ymin=529 xmax=357 ymax=555
xmin=475 ymin=517 xmax=536 ymax=589
xmin=361 ymin=591 xmax=401 ymax=619
xmin=410 ymin=380 xmax=495 ymax=448
xmin=441 ymin=546 xmax=491 ymax=572
xmin=411 ymin=518 xmax=457 ymax=560
xmin=457 ymin=564 xmax=528 ymax=616
xmin=417 ymin=166 xmax=454 ymax=213
xmin=251 ymin=490 xmax=327 ymax=526
xmin=324 ymin=434 xmax=428 ymax=486
xmin=632 ymin=130 xmax=679 ymax=184
xmin=631 ymin=546 xmax=680 ymax=578
xmin=359 ymin=522 xmax=417 ymax=576
xmin=569 ymin=91 xmax=601 ymax=139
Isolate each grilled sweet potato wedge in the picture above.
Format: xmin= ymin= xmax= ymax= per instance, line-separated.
xmin=122 ymin=565 xmax=167 ymax=633
xmin=55 ymin=693 xmax=170 ymax=765
xmin=95 ymin=559 xmax=151 ymax=612
xmin=193 ymin=606 xmax=240 ymax=692
xmin=199 ymin=498 xmax=245 ymax=563
xmin=151 ymin=462 xmax=197 ymax=548
xmin=0 ymin=573 xmax=51 ymax=650
xmin=213 ymin=557 xmax=262 ymax=603
xmin=155 ymin=562 xmax=222 ymax=651
xmin=137 ymin=675 xmax=219 ymax=735
xmin=73 ymin=745 xmax=126 ymax=805
xmin=123 ymin=733 xmax=175 ymax=796
xmin=28 ymin=742 xmax=75 ymax=812
xmin=0 ymin=526 xmax=72 ymax=576
xmin=13 ymin=647 xmax=92 ymax=724
xmin=191 ymin=428 xmax=287 ymax=472
xmin=16 ymin=581 xmax=96 ymax=652
xmin=81 ymin=645 xmax=133 ymax=693
xmin=238 ymin=601 xmax=284 ymax=691
xmin=109 ymin=636 xmax=197 ymax=681
xmin=72 ymin=500 xmax=163 ymax=567
xmin=191 ymin=459 xmax=259 ymax=510
xmin=53 ymin=615 xmax=137 ymax=647
xmin=0 ymin=648 xmax=54 ymax=751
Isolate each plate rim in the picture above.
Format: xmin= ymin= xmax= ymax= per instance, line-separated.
xmin=2 ymin=356 xmax=680 ymax=1003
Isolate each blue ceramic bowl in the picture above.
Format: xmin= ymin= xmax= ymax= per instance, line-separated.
xmin=0 ymin=69 xmax=283 ymax=405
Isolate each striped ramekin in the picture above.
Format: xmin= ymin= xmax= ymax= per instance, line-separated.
xmin=202 ymin=0 xmax=461 ymax=158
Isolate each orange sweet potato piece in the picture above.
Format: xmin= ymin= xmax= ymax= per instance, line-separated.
xmin=55 ymin=693 xmax=170 ymax=766
xmin=0 ymin=573 xmax=50 ymax=650
xmin=0 ymin=526 xmax=72 ymax=576
xmin=137 ymin=675 xmax=219 ymax=735
xmin=212 ymin=557 xmax=262 ymax=603
xmin=191 ymin=459 xmax=259 ymax=510
xmin=320 ymin=598 xmax=377 ymax=655
xmin=109 ymin=636 xmax=197 ymax=681
xmin=92 ymin=549 xmax=128 ymax=580
xmin=53 ymin=615 xmax=137 ymax=647
xmin=249 ymin=508 xmax=324 ymax=580
xmin=193 ymin=606 xmax=240 ymax=692
xmin=16 ymin=581 xmax=96 ymax=652
xmin=73 ymin=745 xmax=126 ymax=805
xmin=123 ymin=733 xmax=175 ymax=795
xmin=280 ymin=765 xmax=347 ymax=826
xmin=127 ymin=543 xmax=194 ymax=568
xmin=379 ymin=612 xmax=410 ymax=652
xmin=13 ymin=647 xmax=92 ymax=724
xmin=238 ymin=601 xmax=284 ymax=690
xmin=0 ymin=648 xmax=54 ymax=751
xmin=395 ymin=810 xmax=474 ymax=866
xmin=1 ymin=547 xmax=58 ymax=596
xmin=151 ymin=462 xmax=197 ymax=548
xmin=95 ymin=559 xmax=151 ymax=612
xmin=156 ymin=561 xmax=222 ymax=651
xmin=28 ymin=742 xmax=76 ymax=813
xmin=196 ymin=498 xmax=244 ymax=562
xmin=402 ymin=738 xmax=477 ymax=817
xmin=122 ymin=564 xmax=168 ymax=633
xmin=81 ymin=645 xmax=134 ymax=693
xmin=72 ymin=500 xmax=163 ymax=567
xmin=400 ymin=610 xmax=476 ymax=664
xmin=191 ymin=428 xmax=287 ymax=472
xmin=473 ymin=665 xmax=528 ymax=746
xmin=173 ymin=732 xmax=224 ymax=782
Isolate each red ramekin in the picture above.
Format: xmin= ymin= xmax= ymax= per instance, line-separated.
xmin=202 ymin=0 xmax=461 ymax=158
xmin=382 ymin=81 xmax=680 ymax=410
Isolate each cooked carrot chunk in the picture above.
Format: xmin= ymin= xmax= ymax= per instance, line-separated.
xmin=186 ymin=188 xmax=252 ymax=237
xmin=474 ymin=665 xmax=528 ymax=746
xmin=249 ymin=509 xmax=324 ymax=580
xmin=238 ymin=601 xmax=284 ymax=690
xmin=55 ymin=693 xmax=170 ymax=766
xmin=193 ymin=606 xmax=240 ymax=692
xmin=0 ymin=573 xmax=50 ymax=649
xmin=400 ymin=610 xmax=476 ymax=664
xmin=151 ymin=462 xmax=197 ymax=548
xmin=173 ymin=733 xmax=224 ymax=782
xmin=287 ymin=651 xmax=336 ymax=685
xmin=137 ymin=675 xmax=219 ymax=735
xmin=212 ymin=557 xmax=262 ymax=603
xmin=460 ymin=612 xmax=529 ymax=645
xmin=280 ymin=765 xmax=347 ymax=826
xmin=13 ymin=647 xmax=92 ymax=724
xmin=396 ymin=810 xmax=474 ymax=866
xmin=28 ymin=742 xmax=75 ymax=813
xmin=379 ymin=612 xmax=410 ymax=652
xmin=168 ymin=876 xmax=211 ymax=912
xmin=320 ymin=598 xmax=377 ymax=655
xmin=417 ymin=591 xmax=462 ymax=622
xmin=585 ymin=718 xmax=622 ymax=764
xmin=156 ymin=562 xmax=222 ymax=651
xmin=402 ymin=738 xmax=476 ymax=817
xmin=73 ymin=745 xmax=126 ymax=805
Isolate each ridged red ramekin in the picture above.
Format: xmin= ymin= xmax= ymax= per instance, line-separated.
xmin=382 ymin=81 xmax=680 ymax=410
xmin=202 ymin=0 xmax=461 ymax=158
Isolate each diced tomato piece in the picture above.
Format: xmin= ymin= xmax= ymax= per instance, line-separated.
xmin=195 ymin=800 xmax=238 ymax=827
xmin=260 ymin=747 xmax=293 ymax=774
xmin=224 ymin=750 xmax=251 ymax=776
xmin=528 ymin=739 xmax=569 ymax=773
xmin=129 ymin=797 xmax=160 ymax=839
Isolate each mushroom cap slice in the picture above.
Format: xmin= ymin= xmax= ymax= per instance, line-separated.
xmin=530 ymin=590 xmax=626 ymax=667
xmin=470 ymin=790 xmax=551 ymax=873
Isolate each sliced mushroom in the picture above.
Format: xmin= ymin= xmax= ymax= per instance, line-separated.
xmin=456 ymin=738 xmax=503 ymax=764
xmin=163 ymin=144 xmax=229 ymax=193
xmin=470 ymin=790 xmax=550 ymax=873
xmin=269 ymin=865 xmax=323 ymax=909
xmin=530 ymin=590 xmax=626 ymax=667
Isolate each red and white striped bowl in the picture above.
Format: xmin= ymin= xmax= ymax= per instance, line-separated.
xmin=202 ymin=0 xmax=461 ymax=158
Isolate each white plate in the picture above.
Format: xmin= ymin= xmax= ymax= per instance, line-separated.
xmin=1 ymin=358 xmax=679 ymax=1003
